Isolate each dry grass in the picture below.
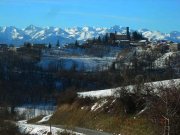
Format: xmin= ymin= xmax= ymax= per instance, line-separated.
xmin=49 ymin=101 xmax=159 ymax=135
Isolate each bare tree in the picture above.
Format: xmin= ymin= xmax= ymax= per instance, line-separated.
xmin=150 ymin=81 xmax=180 ymax=135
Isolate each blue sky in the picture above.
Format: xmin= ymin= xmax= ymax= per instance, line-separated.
xmin=0 ymin=0 xmax=179 ymax=32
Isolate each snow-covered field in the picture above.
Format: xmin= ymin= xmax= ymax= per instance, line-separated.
xmin=38 ymin=46 xmax=123 ymax=72
xmin=17 ymin=120 xmax=84 ymax=135
xmin=15 ymin=105 xmax=56 ymax=119
xmin=78 ymin=79 xmax=180 ymax=98
xmin=39 ymin=56 xmax=116 ymax=72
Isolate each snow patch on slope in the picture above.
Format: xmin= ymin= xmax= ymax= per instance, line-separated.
xmin=37 ymin=114 xmax=52 ymax=124
xmin=154 ymin=52 xmax=174 ymax=68
xmin=91 ymin=99 xmax=108 ymax=111
xmin=78 ymin=79 xmax=180 ymax=98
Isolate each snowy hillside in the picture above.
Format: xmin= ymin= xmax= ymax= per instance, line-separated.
xmin=0 ymin=25 xmax=179 ymax=45
xmin=78 ymin=79 xmax=180 ymax=98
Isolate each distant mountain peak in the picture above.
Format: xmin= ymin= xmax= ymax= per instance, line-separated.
xmin=25 ymin=25 xmax=39 ymax=30
xmin=0 ymin=25 xmax=179 ymax=46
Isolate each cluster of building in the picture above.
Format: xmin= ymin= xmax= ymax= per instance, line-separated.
xmin=108 ymin=27 xmax=148 ymax=46
xmin=108 ymin=27 xmax=180 ymax=52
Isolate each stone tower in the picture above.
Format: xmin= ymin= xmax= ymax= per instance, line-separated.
xmin=126 ymin=27 xmax=130 ymax=40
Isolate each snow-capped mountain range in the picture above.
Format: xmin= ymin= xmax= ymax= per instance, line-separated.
xmin=0 ymin=25 xmax=179 ymax=46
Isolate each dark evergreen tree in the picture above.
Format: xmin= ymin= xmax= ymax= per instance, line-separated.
xmin=104 ymin=33 xmax=109 ymax=44
xmin=24 ymin=42 xmax=32 ymax=48
xmin=115 ymin=31 xmax=117 ymax=35
xmin=132 ymin=31 xmax=143 ymax=41
xmin=97 ymin=36 xmax=102 ymax=44
xmin=75 ymin=40 xmax=79 ymax=46
xmin=48 ymin=43 xmax=52 ymax=49
xmin=56 ymin=40 xmax=60 ymax=47
xmin=93 ymin=37 xmax=96 ymax=44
